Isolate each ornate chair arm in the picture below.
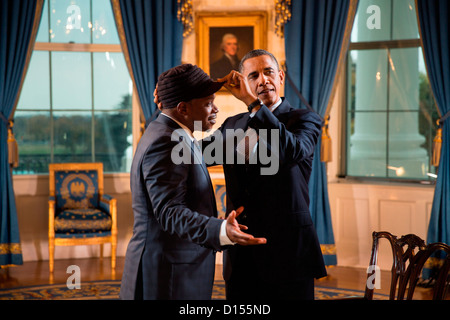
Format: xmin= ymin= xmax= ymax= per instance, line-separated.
xmin=48 ymin=196 xmax=56 ymax=237
xmin=100 ymin=194 xmax=115 ymax=214
xmin=100 ymin=194 xmax=117 ymax=233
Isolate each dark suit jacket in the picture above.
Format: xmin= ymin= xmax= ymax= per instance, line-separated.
xmin=120 ymin=114 xmax=223 ymax=300
xmin=204 ymin=98 xmax=327 ymax=284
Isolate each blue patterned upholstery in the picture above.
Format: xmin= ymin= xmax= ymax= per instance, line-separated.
xmin=55 ymin=208 xmax=112 ymax=238
xmin=54 ymin=170 xmax=99 ymax=211
xmin=52 ymin=169 xmax=111 ymax=238
xmin=48 ymin=163 xmax=117 ymax=273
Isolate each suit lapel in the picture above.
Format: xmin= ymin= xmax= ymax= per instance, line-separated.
xmin=235 ymin=113 xmax=250 ymax=131
xmin=272 ymin=98 xmax=293 ymax=118
xmin=154 ymin=114 xmax=217 ymax=216
xmin=156 ymin=114 xmax=211 ymax=181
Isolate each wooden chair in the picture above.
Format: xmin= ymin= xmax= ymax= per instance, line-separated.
xmin=363 ymin=231 xmax=450 ymax=300
xmin=48 ymin=163 xmax=117 ymax=273
xmin=435 ymin=251 xmax=450 ymax=299
xmin=364 ymin=231 xmax=426 ymax=300
xmin=397 ymin=241 xmax=450 ymax=300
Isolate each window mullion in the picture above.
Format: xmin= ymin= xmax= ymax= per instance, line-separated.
xmin=49 ymin=51 xmax=54 ymax=163
xmin=91 ymin=52 xmax=95 ymax=163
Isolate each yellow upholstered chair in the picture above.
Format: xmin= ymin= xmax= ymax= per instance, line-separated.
xmin=48 ymin=163 xmax=117 ymax=273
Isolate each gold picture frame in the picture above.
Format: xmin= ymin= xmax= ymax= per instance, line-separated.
xmin=196 ymin=12 xmax=268 ymax=83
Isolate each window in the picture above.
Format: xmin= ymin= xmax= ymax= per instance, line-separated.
xmin=345 ymin=0 xmax=439 ymax=181
xmin=14 ymin=0 xmax=133 ymax=174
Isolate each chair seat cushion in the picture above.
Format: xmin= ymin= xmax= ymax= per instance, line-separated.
xmin=54 ymin=208 xmax=112 ymax=235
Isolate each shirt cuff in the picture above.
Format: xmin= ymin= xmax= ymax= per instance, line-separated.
xmin=219 ymin=220 xmax=235 ymax=246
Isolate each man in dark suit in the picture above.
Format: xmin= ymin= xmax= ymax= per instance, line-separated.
xmin=208 ymin=49 xmax=327 ymax=299
xmin=119 ymin=64 xmax=266 ymax=300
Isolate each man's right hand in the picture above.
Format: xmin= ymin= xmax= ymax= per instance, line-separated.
xmin=218 ymin=71 xmax=257 ymax=106
xmin=225 ymin=208 xmax=267 ymax=246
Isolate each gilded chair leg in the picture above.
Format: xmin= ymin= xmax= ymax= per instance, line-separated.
xmin=100 ymin=244 xmax=104 ymax=260
xmin=111 ymin=241 xmax=117 ymax=270
xmin=49 ymin=240 xmax=54 ymax=273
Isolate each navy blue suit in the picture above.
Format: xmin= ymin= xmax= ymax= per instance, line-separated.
xmin=120 ymin=114 xmax=223 ymax=300
xmin=204 ymin=98 xmax=327 ymax=299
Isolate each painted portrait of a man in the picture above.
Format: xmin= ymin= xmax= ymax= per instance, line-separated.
xmin=209 ymin=27 xmax=253 ymax=80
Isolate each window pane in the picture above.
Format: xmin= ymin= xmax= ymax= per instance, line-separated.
xmin=346 ymin=47 xmax=438 ymax=180
xmin=347 ymin=112 xmax=387 ymax=177
xmin=49 ymin=0 xmax=91 ymax=43
xmin=389 ymin=48 xmax=420 ymax=111
xmin=13 ymin=111 xmax=51 ymax=174
xmin=351 ymin=0 xmax=419 ymax=42
xmin=391 ymin=0 xmax=419 ymax=40
xmin=92 ymin=0 xmax=120 ymax=44
xmin=36 ymin=0 xmax=49 ymax=42
xmin=14 ymin=1 xmax=132 ymax=174
xmin=388 ymin=111 xmax=428 ymax=179
xmin=346 ymin=0 xmax=436 ymax=181
xmin=95 ymin=111 xmax=132 ymax=173
xmin=348 ymin=49 xmax=388 ymax=111
xmin=52 ymin=52 xmax=92 ymax=109
xmin=93 ymin=52 xmax=132 ymax=110
xmin=17 ymin=51 xmax=50 ymax=109
xmin=53 ymin=111 xmax=92 ymax=163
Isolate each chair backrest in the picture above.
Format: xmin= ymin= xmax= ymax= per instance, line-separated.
xmin=49 ymin=163 xmax=104 ymax=212
xmin=398 ymin=242 xmax=450 ymax=300
xmin=364 ymin=231 xmax=426 ymax=300
xmin=434 ymin=252 xmax=450 ymax=300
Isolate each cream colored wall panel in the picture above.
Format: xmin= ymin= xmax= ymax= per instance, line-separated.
xmin=378 ymin=200 xmax=415 ymax=270
xmin=335 ymin=197 xmax=371 ymax=267
xmin=329 ymin=182 xmax=435 ymax=270
xmin=426 ymin=201 xmax=433 ymax=232
xmin=379 ymin=200 xmax=414 ymax=236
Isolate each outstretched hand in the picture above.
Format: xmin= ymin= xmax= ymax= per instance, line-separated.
xmin=225 ymin=207 xmax=267 ymax=246
xmin=218 ymin=71 xmax=257 ymax=106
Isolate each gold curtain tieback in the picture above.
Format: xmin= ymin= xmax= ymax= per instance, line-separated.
xmin=321 ymin=116 xmax=332 ymax=163
xmin=7 ymin=120 xmax=19 ymax=168
xmin=431 ymin=110 xmax=450 ymax=167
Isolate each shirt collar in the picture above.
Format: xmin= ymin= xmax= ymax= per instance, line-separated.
xmin=161 ymin=112 xmax=195 ymax=142
xmin=250 ymin=98 xmax=282 ymax=117
xmin=269 ymin=98 xmax=283 ymax=112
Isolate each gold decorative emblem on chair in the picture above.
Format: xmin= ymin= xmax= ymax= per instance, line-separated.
xmin=48 ymin=163 xmax=117 ymax=273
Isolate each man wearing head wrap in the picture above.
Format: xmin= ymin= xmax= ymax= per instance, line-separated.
xmin=119 ymin=64 xmax=266 ymax=300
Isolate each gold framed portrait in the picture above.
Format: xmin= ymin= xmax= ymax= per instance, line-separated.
xmin=196 ymin=12 xmax=268 ymax=83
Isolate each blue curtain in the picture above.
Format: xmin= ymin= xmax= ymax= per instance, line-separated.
xmin=417 ymin=0 xmax=450 ymax=278
xmin=112 ymin=0 xmax=183 ymax=121
xmin=0 ymin=0 xmax=42 ymax=266
xmin=285 ymin=0 xmax=353 ymax=265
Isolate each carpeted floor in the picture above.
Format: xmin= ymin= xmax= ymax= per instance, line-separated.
xmin=0 ymin=280 xmax=388 ymax=300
